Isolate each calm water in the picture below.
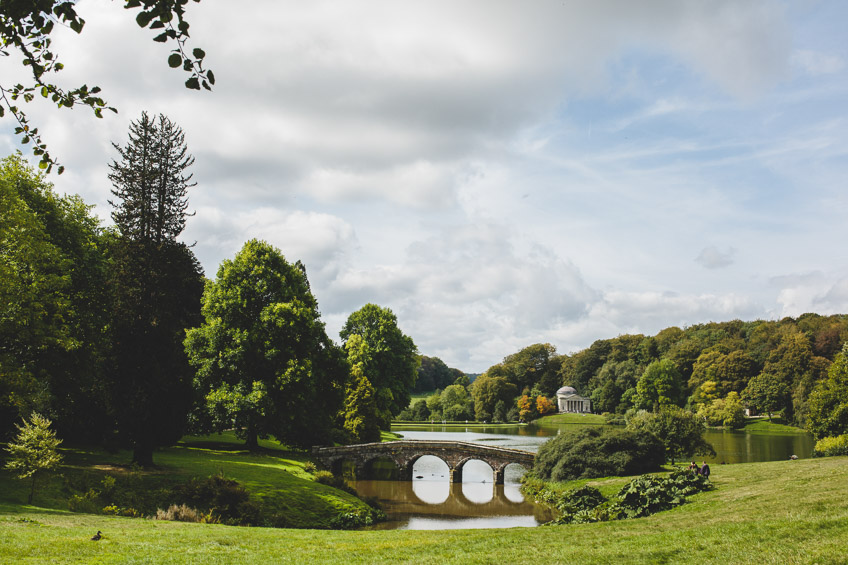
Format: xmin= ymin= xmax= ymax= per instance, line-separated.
xmin=350 ymin=421 xmax=814 ymax=530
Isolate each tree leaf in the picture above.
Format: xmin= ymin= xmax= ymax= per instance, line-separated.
xmin=192 ymin=48 xmax=205 ymax=60
xmin=168 ymin=53 xmax=182 ymax=68
xmin=136 ymin=11 xmax=154 ymax=28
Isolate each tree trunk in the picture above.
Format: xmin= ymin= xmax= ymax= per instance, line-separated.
xmin=132 ymin=443 xmax=155 ymax=467
xmin=245 ymin=429 xmax=259 ymax=451
xmin=28 ymin=473 xmax=37 ymax=504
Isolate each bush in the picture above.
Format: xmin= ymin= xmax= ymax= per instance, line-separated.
xmin=614 ymin=469 xmax=711 ymax=519
xmin=314 ymin=470 xmax=357 ymax=496
xmin=604 ymin=412 xmax=627 ymax=426
xmin=813 ymin=434 xmax=848 ymax=457
xmin=155 ymin=504 xmax=203 ymax=523
xmin=522 ymin=468 xmax=711 ymax=524
xmin=533 ymin=427 xmax=665 ymax=481
xmin=174 ymin=474 xmax=261 ymax=526
xmin=302 ymin=461 xmax=318 ymax=474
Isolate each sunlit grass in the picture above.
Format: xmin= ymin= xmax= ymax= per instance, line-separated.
xmin=535 ymin=413 xmax=607 ymax=425
xmin=742 ymin=417 xmax=808 ymax=435
xmin=3 ymin=449 xmax=845 ymax=563
xmin=0 ymin=431 xmax=374 ymax=531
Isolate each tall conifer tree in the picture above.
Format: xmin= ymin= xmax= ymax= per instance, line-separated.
xmin=106 ymin=113 xmax=204 ymax=466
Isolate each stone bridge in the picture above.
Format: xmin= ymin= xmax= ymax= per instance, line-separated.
xmin=311 ymin=440 xmax=535 ymax=484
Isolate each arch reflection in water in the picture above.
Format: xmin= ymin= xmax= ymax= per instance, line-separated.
xmin=351 ymin=456 xmax=551 ymax=530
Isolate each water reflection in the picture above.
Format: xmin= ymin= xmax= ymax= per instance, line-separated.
xmin=352 ymin=456 xmax=551 ymax=530
xmin=393 ymin=423 xmax=815 ymax=464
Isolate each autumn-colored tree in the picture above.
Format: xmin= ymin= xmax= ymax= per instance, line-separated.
xmin=517 ymin=394 xmax=537 ymax=422
xmin=536 ymin=395 xmax=557 ymax=416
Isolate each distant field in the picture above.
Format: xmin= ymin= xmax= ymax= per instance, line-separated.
xmin=2 ymin=455 xmax=847 ymax=563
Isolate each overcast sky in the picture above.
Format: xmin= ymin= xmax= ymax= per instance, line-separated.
xmin=3 ymin=0 xmax=848 ymax=372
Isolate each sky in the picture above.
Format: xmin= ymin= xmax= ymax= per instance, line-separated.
xmin=3 ymin=0 xmax=848 ymax=373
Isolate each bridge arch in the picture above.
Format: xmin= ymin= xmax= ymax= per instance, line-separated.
xmin=312 ymin=440 xmax=535 ymax=485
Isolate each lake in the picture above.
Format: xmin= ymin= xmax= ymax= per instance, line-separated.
xmin=352 ymin=421 xmax=814 ymax=530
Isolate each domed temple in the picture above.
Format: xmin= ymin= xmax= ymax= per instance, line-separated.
xmin=556 ymin=386 xmax=591 ymax=413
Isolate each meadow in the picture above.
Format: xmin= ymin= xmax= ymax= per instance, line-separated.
xmin=2 ymin=435 xmax=846 ymax=564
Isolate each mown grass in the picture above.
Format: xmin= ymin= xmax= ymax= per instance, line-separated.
xmin=0 ymin=432 xmax=374 ymax=531
xmin=3 ymin=452 xmax=846 ymax=563
xmin=742 ymin=417 xmax=808 ymax=435
xmin=391 ymin=421 xmax=528 ymax=429
xmin=535 ymin=412 xmax=607 ymax=425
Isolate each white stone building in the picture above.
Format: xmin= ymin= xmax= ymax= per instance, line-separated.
xmin=556 ymin=386 xmax=591 ymax=413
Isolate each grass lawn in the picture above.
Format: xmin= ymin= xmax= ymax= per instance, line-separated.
xmin=0 ymin=432 xmax=375 ymax=531
xmin=535 ymin=412 xmax=607 ymax=425
xmin=391 ymin=421 xmax=528 ymax=429
xmin=742 ymin=417 xmax=809 ymax=435
xmin=2 ymin=447 xmax=846 ymax=563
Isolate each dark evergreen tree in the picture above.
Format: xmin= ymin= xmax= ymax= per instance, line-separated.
xmin=108 ymin=113 xmax=195 ymax=244
xmin=106 ymin=114 xmax=204 ymax=466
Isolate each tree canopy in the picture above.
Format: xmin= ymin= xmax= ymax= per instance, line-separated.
xmin=340 ymin=304 xmax=419 ymax=427
xmin=185 ymin=239 xmax=346 ymax=449
xmin=106 ymin=115 xmax=204 ymax=465
xmin=807 ymin=344 xmax=848 ymax=440
xmin=0 ymin=154 xmax=109 ymax=439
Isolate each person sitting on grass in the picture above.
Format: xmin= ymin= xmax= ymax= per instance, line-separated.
xmin=699 ymin=461 xmax=711 ymax=478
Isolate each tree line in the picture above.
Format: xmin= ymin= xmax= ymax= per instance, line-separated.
xmin=1 ymin=113 xmax=419 ymax=465
xmin=403 ymin=318 xmax=848 ymax=442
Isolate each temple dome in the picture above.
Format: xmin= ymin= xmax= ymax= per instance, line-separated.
xmin=556 ymin=386 xmax=577 ymax=396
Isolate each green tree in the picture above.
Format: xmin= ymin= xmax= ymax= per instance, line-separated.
xmin=341 ymin=364 xmax=381 ymax=443
xmin=4 ymin=412 xmax=63 ymax=503
xmin=440 ymin=384 xmax=473 ymax=421
xmin=627 ymin=407 xmax=715 ymax=464
xmin=106 ymin=115 xmax=204 ymax=465
xmin=425 ymin=390 xmax=443 ymax=421
xmin=589 ymin=359 xmax=639 ymax=414
xmin=742 ymin=372 xmax=789 ymax=421
xmin=0 ymin=1 xmax=212 ymax=172
xmin=410 ymin=399 xmax=431 ymax=421
xmin=533 ymin=426 xmax=664 ymax=481
xmin=414 ymin=356 xmax=455 ymax=392
xmin=108 ymin=113 xmax=195 ymax=243
xmin=340 ymin=304 xmax=419 ymax=427
xmin=500 ymin=343 xmax=560 ymax=396
xmin=0 ymin=154 xmax=109 ymax=439
xmin=696 ymin=392 xmax=746 ymax=429
xmin=807 ymin=345 xmax=848 ymax=440
xmin=185 ymin=239 xmax=346 ymax=449
xmin=471 ymin=372 xmax=517 ymax=422
xmin=634 ymin=359 xmax=684 ymax=411
xmin=107 ymin=238 xmax=204 ymax=465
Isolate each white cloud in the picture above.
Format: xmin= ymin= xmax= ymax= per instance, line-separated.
xmin=4 ymin=0 xmax=846 ymax=372
xmin=792 ymin=50 xmax=845 ymax=76
xmin=695 ymin=246 xmax=737 ymax=269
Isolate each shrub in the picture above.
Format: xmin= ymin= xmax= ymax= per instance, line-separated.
xmin=604 ymin=412 xmax=627 ymax=426
xmin=614 ymin=469 xmax=711 ymax=519
xmin=533 ymin=427 xmax=665 ymax=481
xmin=303 ymin=461 xmax=318 ymax=474
xmin=627 ymin=407 xmax=716 ymax=464
xmin=314 ymin=470 xmax=357 ymax=496
xmin=813 ymin=434 xmax=848 ymax=457
xmin=174 ymin=474 xmax=260 ymax=526
xmin=155 ymin=504 xmax=202 ymax=522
